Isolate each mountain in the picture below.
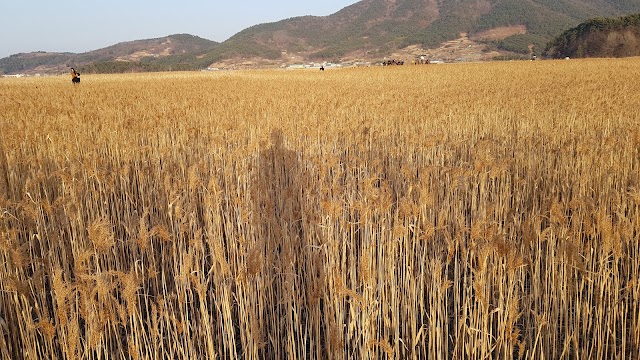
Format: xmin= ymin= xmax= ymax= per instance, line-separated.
xmin=203 ymin=0 xmax=640 ymax=65
xmin=545 ymin=13 xmax=640 ymax=58
xmin=0 ymin=34 xmax=218 ymax=75
xmin=3 ymin=0 xmax=640 ymax=74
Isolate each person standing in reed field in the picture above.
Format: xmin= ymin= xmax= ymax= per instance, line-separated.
xmin=70 ymin=67 xmax=80 ymax=84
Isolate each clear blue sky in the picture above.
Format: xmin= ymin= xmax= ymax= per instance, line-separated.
xmin=1 ymin=0 xmax=357 ymax=58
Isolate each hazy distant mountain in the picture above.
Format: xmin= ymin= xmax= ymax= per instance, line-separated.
xmin=0 ymin=34 xmax=218 ymax=74
xmin=3 ymin=0 xmax=640 ymax=74
xmin=545 ymin=13 xmax=640 ymax=58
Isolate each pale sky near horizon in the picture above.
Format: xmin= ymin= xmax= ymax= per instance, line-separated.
xmin=1 ymin=1 xmax=357 ymax=59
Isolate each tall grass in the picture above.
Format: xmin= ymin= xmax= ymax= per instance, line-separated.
xmin=1 ymin=58 xmax=639 ymax=359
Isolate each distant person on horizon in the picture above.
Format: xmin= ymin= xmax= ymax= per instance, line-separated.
xmin=70 ymin=68 xmax=80 ymax=84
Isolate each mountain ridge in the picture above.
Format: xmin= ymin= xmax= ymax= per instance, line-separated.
xmin=3 ymin=0 xmax=640 ymax=74
xmin=0 ymin=34 xmax=218 ymax=75
xmin=203 ymin=0 xmax=640 ymax=67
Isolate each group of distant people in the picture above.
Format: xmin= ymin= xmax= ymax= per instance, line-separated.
xmin=413 ymin=58 xmax=431 ymax=65
xmin=383 ymin=59 xmax=405 ymax=66
xmin=386 ymin=58 xmax=433 ymax=65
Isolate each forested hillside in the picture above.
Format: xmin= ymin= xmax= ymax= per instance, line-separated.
xmin=545 ymin=13 xmax=640 ymax=58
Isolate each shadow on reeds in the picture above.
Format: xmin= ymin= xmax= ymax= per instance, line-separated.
xmin=0 ymin=139 xmax=10 ymax=200
xmin=252 ymin=129 xmax=303 ymax=244
xmin=249 ymin=129 xmax=327 ymax=358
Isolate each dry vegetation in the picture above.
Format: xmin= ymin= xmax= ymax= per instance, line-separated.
xmin=1 ymin=58 xmax=640 ymax=359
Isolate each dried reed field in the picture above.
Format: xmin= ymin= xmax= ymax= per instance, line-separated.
xmin=1 ymin=58 xmax=640 ymax=359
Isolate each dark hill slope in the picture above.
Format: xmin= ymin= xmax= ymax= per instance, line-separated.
xmin=545 ymin=13 xmax=640 ymax=58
